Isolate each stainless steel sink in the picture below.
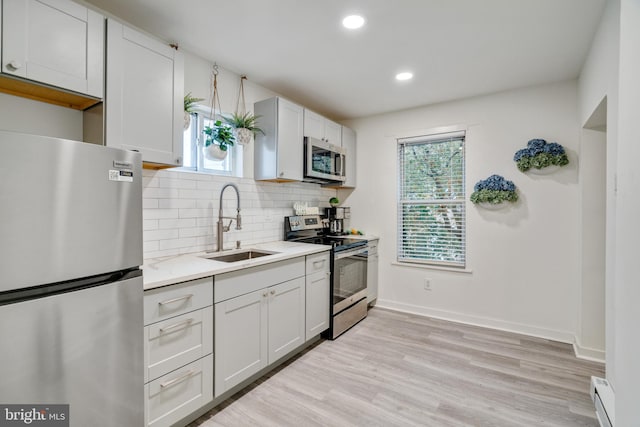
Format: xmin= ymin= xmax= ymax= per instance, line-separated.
xmin=202 ymin=250 xmax=277 ymax=263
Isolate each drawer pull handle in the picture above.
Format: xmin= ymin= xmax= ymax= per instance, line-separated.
xmin=270 ymin=290 xmax=275 ymax=295
xmin=159 ymin=318 xmax=194 ymax=334
xmin=313 ymin=260 xmax=326 ymax=268
xmin=158 ymin=294 xmax=193 ymax=306
xmin=160 ymin=370 xmax=197 ymax=390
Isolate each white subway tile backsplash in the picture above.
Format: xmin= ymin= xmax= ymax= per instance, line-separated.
xmin=143 ymin=219 xmax=158 ymax=231
xmin=143 ymin=208 xmax=179 ymax=220
xmin=142 ymin=169 xmax=337 ymax=259
xmin=143 ymin=229 xmax=179 ymax=242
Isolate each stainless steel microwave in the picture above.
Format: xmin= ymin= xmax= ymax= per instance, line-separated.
xmin=304 ymin=137 xmax=346 ymax=183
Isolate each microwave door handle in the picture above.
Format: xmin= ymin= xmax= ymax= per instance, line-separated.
xmin=335 ymin=153 xmax=344 ymax=177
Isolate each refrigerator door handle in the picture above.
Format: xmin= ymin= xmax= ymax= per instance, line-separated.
xmin=158 ymin=293 xmax=193 ymax=306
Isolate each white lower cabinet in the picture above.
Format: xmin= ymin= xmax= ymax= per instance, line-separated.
xmin=214 ymin=287 xmax=267 ymax=395
xmin=268 ymin=277 xmax=306 ymax=362
xmin=145 ymin=354 xmax=213 ymax=427
xmin=214 ymin=258 xmax=307 ymax=397
xmin=143 ymin=277 xmax=214 ymax=427
xmin=214 ymin=276 xmax=305 ymax=397
xmin=305 ymin=252 xmax=331 ymax=340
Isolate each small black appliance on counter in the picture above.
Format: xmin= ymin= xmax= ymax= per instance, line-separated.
xmin=325 ymin=206 xmax=350 ymax=235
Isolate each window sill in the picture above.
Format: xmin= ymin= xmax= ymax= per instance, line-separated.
xmin=391 ymin=261 xmax=473 ymax=274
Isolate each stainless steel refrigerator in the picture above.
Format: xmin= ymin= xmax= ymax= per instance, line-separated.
xmin=0 ymin=131 xmax=144 ymax=426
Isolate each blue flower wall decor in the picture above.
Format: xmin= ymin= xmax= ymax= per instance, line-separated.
xmin=470 ymin=175 xmax=518 ymax=204
xmin=513 ymin=138 xmax=569 ymax=172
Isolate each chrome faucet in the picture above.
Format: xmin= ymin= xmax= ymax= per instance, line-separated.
xmin=217 ymin=183 xmax=241 ymax=251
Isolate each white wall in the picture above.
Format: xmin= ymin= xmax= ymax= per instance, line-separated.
xmin=578 ymin=128 xmax=606 ymax=360
xmin=342 ymin=80 xmax=582 ymax=343
xmin=0 ymin=92 xmax=82 ymax=140
xmin=612 ymin=0 xmax=640 ymax=423
xmin=578 ymin=0 xmax=620 ymax=383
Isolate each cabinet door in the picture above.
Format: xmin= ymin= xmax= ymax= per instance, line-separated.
xmin=305 ymin=270 xmax=330 ymax=340
xmin=214 ymin=289 xmax=267 ymax=397
xmin=2 ymin=0 xmax=104 ymax=97
xmin=268 ymin=277 xmax=306 ymax=363
xmin=106 ymin=20 xmax=183 ymax=166
xmin=324 ymin=119 xmax=342 ymax=146
xmin=341 ymin=126 xmax=357 ymax=188
xmin=303 ymin=109 xmax=324 ymax=140
xmin=276 ymin=98 xmax=304 ymax=181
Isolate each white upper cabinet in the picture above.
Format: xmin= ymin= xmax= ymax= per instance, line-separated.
xmin=106 ymin=19 xmax=183 ymax=166
xmin=254 ymin=97 xmax=304 ymax=181
xmin=303 ymin=109 xmax=342 ymax=146
xmin=1 ymin=0 xmax=104 ymax=98
xmin=341 ymin=126 xmax=357 ymax=188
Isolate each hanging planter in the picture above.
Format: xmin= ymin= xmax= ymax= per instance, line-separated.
xmin=513 ymin=138 xmax=569 ymax=173
xmin=203 ymin=120 xmax=235 ymax=161
xmin=222 ymin=76 xmax=264 ymax=145
xmin=203 ymin=143 xmax=228 ymax=161
xmin=202 ymin=65 xmax=235 ymax=159
xmin=470 ymin=175 xmax=518 ymax=207
xmin=234 ymin=127 xmax=254 ymax=145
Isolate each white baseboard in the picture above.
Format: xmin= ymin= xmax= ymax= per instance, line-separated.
xmin=376 ymin=299 xmax=579 ymax=349
xmin=574 ymin=340 xmax=606 ymax=363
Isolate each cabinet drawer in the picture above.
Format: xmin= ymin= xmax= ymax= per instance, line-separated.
xmin=145 ymin=354 xmax=213 ymax=427
xmin=144 ymin=277 xmax=213 ymax=325
xmin=306 ymin=251 xmax=330 ymax=274
xmin=144 ymin=307 xmax=213 ymax=383
xmin=215 ymin=257 xmax=304 ymax=303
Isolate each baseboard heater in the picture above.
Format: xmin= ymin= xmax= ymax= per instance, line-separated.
xmin=591 ymin=376 xmax=615 ymax=427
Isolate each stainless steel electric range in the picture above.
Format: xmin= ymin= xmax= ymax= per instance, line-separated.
xmin=284 ymin=215 xmax=368 ymax=339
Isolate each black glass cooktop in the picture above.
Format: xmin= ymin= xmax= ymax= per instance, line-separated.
xmin=295 ymin=236 xmax=366 ymax=252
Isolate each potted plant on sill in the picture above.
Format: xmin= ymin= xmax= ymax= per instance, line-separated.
xmin=183 ymin=92 xmax=204 ymax=130
xmin=203 ymin=120 xmax=235 ymax=160
xmin=223 ymin=111 xmax=264 ymax=145
xmin=470 ymin=174 xmax=518 ymax=209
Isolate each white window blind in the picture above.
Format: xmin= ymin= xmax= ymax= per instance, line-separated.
xmin=397 ymin=131 xmax=466 ymax=267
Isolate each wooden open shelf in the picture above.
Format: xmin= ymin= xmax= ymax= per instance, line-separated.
xmin=0 ymin=75 xmax=101 ymax=110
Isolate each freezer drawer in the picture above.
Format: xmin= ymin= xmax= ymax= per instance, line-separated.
xmin=144 ymin=306 xmax=213 ymax=383
xmin=0 ymin=275 xmax=143 ymax=427
xmin=145 ymin=354 xmax=214 ymax=427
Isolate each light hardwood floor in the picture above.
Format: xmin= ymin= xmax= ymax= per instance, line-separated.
xmin=190 ymin=307 xmax=604 ymax=427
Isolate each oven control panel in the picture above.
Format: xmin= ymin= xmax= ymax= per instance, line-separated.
xmin=287 ymin=215 xmax=323 ymax=231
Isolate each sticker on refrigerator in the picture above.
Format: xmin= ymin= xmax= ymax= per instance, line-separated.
xmin=109 ymin=170 xmax=133 ymax=182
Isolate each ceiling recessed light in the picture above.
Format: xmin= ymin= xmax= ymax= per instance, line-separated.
xmin=342 ymin=15 xmax=365 ymax=29
xmin=395 ymin=72 xmax=413 ymax=81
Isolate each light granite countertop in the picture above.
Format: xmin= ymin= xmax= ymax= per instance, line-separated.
xmin=142 ymin=240 xmax=331 ymax=290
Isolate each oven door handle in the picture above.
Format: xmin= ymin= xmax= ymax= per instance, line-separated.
xmin=334 ymin=247 xmax=368 ymax=260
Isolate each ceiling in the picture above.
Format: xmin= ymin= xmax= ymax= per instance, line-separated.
xmin=84 ymin=0 xmax=607 ymax=121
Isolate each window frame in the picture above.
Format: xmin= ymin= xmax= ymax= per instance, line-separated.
xmin=182 ymin=105 xmax=242 ymax=176
xmin=397 ymin=129 xmax=467 ymax=268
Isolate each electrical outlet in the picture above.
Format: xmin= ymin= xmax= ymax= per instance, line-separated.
xmin=424 ymin=278 xmax=432 ymax=291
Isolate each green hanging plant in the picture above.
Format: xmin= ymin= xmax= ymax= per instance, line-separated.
xmin=203 ymin=120 xmax=235 ymax=151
